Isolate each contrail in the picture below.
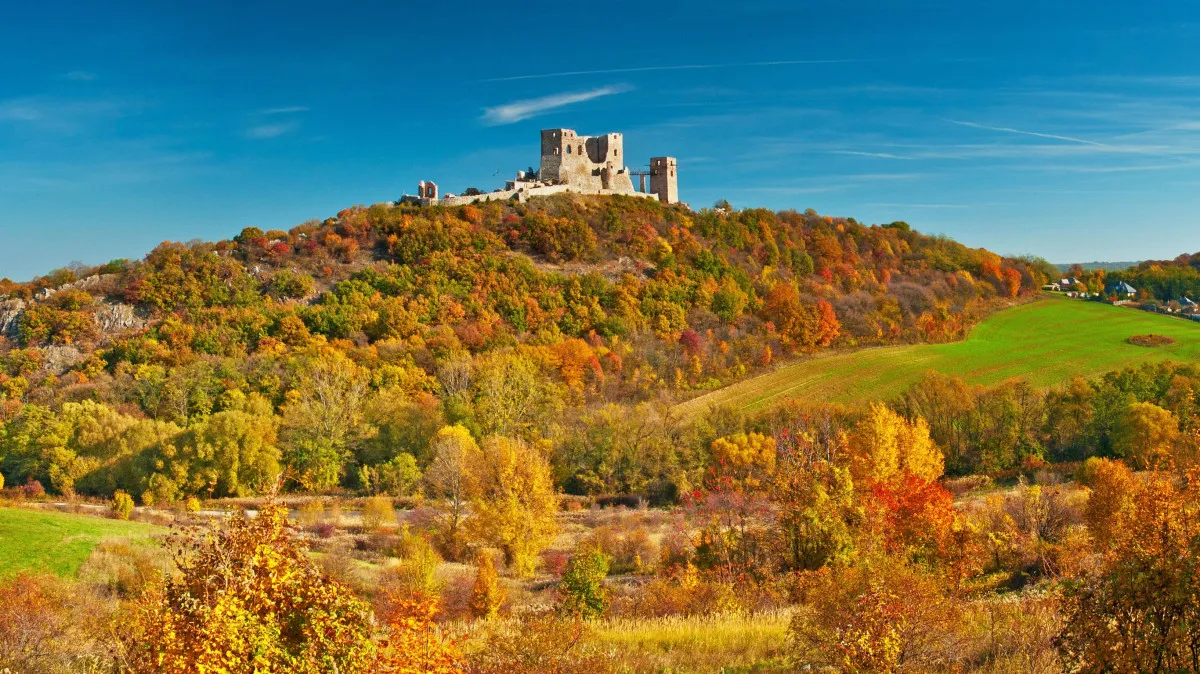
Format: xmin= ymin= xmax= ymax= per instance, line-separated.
xmin=479 ymin=59 xmax=872 ymax=83
xmin=947 ymin=119 xmax=1111 ymax=147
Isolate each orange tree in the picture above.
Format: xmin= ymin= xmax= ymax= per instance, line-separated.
xmin=1057 ymin=470 xmax=1200 ymax=672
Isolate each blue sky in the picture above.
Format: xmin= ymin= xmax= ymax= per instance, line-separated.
xmin=3 ymin=0 xmax=1200 ymax=280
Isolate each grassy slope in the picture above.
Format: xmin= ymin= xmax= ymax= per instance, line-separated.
xmin=0 ymin=507 xmax=162 ymax=578
xmin=678 ymin=296 xmax=1200 ymax=417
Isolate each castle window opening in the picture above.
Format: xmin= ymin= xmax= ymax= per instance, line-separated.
xmin=566 ymin=146 xmax=571 ymax=154
xmin=578 ymin=144 xmax=583 ymax=155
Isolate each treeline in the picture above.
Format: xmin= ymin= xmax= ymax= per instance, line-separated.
xmin=2 ymin=335 xmax=1198 ymax=505
xmin=1059 ymin=253 xmax=1200 ymax=302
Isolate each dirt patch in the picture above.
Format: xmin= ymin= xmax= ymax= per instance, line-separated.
xmin=1128 ymin=334 xmax=1176 ymax=347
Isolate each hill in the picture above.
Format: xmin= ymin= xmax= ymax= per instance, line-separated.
xmin=0 ymin=506 xmax=161 ymax=577
xmin=0 ymin=194 xmax=1054 ymax=503
xmin=676 ymin=295 xmax=1200 ymax=416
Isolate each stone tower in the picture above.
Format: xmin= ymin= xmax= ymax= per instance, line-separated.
xmin=649 ymin=157 xmax=678 ymax=204
xmin=539 ymin=129 xmax=635 ymax=194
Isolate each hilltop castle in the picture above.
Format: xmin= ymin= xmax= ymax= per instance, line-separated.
xmin=406 ymin=128 xmax=678 ymax=207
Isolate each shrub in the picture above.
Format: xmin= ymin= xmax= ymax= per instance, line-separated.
xmin=469 ymin=549 xmax=506 ymax=620
xmin=387 ymin=526 xmax=443 ymax=600
xmin=112 ymin=490 xmax=135 ymax=520
xmin=789 ymin=558 xmax=960 ymax=672
xmin=183 ymin=496 xmax=201 ymax=514
xmin=585 ymin=524 xmax=658 ymax=574
xmin=558 ymin=546 xmax=611 ymax=619
xmin=361 ymin=495 xmax=396 ymax=531
xmin=122 ymin=502 xmax=378 ymax=673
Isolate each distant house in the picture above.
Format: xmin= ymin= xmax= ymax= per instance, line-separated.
xmin=1106 ymin=281 xmax=1137 ymax=298
xmin=1059 ymin=277 xmax=1081 ymax=288
xmin=1181 ymin=297 xmax=1198 ymax=313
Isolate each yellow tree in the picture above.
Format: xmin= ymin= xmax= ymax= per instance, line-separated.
xmin=124 ymin=502 xmax=378 ymax=674
xmin=424 ymin=425 xmax=483 ymax=560
xmin=849 ymin=403 xmax=943 ymax=484
xmin=1079 ymin=457 xmax=1137 ymax=547
xmin=709 ymin=432 xmax=777 ymax=491
xmin=1113 ymin=401 xmax=1180 ymax=470
xmin=470 ymin=436 xmax=559 ymax=577
xmin=1058 ymin=470 xmax=1200 ymax=671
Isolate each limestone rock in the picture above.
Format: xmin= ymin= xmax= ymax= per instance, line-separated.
xmin=93 ymin=302 xmax=145 ymax=333
xmin=0 ymin=298 xmax=25 ymax=339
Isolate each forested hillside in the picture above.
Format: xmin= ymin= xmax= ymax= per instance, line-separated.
xmin=0 ymin=194 xmax=1051 ymax=501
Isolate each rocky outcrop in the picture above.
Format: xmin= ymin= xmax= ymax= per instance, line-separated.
xmin=93 ymin=301 xmax=144 ymax=333
xmin=0 ymin=298 xmax=24 ymax=339
xmin=41 ymin=345 xmax=84 ymax=373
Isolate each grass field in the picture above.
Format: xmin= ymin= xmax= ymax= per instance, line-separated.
xmin=678 ymin=296 xmax=1200 ymax=417
xmin=0 ymin=507 xmax=162 ymax=578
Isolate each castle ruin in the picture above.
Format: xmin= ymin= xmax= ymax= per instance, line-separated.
xmin=404 ymin=128 xmax=679 ymax=207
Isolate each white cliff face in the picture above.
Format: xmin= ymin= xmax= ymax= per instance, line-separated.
xmin=0 ymin=298 xmax=25 ymax=339
xmin=93 ymin=301 xmax=144 ymax=333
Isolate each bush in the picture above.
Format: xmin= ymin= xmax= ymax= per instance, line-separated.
xmin=112 ymin=490 xmax=135 ymax=520
xmin=558 ymin=546 xmax=611 ymax=619
xmin=361 ymin=495 xmax=396 ymax=531
xmin=387 ymin=526 xmax=443 ymax=599
xmin=184 ymin=496 xmax=201 ymax=514
xmin=585 ymin=524 xmax=658 ymax=575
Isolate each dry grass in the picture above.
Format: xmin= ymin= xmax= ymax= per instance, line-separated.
xmin=591 ymin=612 xmax=792 ymax=673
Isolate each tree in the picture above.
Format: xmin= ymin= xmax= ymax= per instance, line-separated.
xmin=183 ymin=404 xmax=281 ymax=498
xmin=281 ymin=350 xmax=370 ymax=490
xmin=472 ymin=351 xmax=562 ymax=438
xmin=424 ymin=425 xmax=483 ymax=560
xmin=849 ymin=403 xmax=944 ymax=484
xmin=1113 ymin=401 xmax=1180 ymax=470
xmin=373 ymin=590 xmax=464 ymax=673
xmin=1079 ymin=457 xmax=1136 ymax=547
xmin=709 ymin=432 xmax=776 ymax=491
xmin=1057 ymin=471 xmax=1200 ymax=672
xmin=470 ymin=436 xmax=559 ymax=576
xmin=124 ymin=502 xmax=378 ymax=674
xmin=558 ymin=545 xmax=611 ymax=619
xmin=469 ymin=549 xmax=506 ymax=620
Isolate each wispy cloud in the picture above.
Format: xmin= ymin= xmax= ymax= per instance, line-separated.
xmin=0 ymin=96 xmax=134 ymax=133
xmin=244 ymin=120 xmax=301 ymax=139
xmin=62 ymin=70 xmax=97 ymax=81
xmin=482 ymin=85 xmax=631 ymax=125
xmin=479 ymin=59 xmax=869 ymax=83
xmin=829 ymin=150 xmax=913 ymax=160
xmin=947 ymin=119 xmax=1111 ymax=147
xmin=258 ymin=106 xmax=309 ymax=115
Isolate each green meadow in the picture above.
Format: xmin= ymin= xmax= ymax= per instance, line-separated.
xmin=678 ymin=296 xmax=1200 ymax=417
xmin=0 ymin=507 xmax=162 ymax=578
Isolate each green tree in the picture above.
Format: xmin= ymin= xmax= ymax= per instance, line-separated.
xmin=281 ymin=350 xmax=370 ymax=490
xmin=558 ymin=545 xmax=611 ymax=619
